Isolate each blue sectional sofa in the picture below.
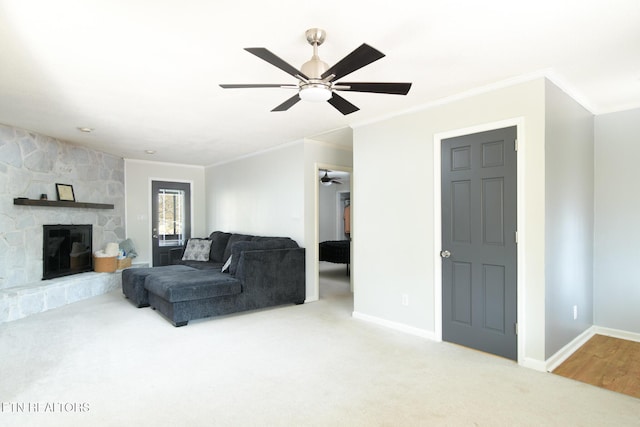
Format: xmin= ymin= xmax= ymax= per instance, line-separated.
xmin=122 ymin=231 xmax=305 ymax=326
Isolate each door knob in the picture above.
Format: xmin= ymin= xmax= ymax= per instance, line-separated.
xmin=440 ymin=250 xmax=451 ymax=258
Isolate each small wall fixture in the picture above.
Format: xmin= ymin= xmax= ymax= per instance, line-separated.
xmin=77 ymin=127 xmax=94 ymax=133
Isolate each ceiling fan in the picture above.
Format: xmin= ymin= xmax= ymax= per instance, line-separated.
xmin=219 ymin=28 xmax=412 ymax=115
xmin=319 ymin=169 xmax=343 ymax=186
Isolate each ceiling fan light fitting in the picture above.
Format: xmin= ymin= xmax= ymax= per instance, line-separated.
xmin=299 ymin=84 xmax=332 ymax=102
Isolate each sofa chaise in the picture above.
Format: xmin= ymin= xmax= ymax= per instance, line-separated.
xmin=121 ymin=231 xmax=305 ymax=326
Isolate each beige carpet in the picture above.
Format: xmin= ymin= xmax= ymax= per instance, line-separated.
xmin=1 ymin=263 xmax=639 ymax=426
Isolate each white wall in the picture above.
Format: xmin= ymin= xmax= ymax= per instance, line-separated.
xmin=124 ymin=159 xmax=206 ymax=265
xmin=594 ymin=108 xmax=640 ymax=334
xmin=353 ymin=79 xmax=547 ymax=365
xmin=543 ymin=80 xmax=594 ymax=358
xmin=204 ymin=142 xmax=305 ymax=243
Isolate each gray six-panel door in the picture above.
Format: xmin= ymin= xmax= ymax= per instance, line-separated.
xmin=441 ymin=126 xmax=517 ymax=360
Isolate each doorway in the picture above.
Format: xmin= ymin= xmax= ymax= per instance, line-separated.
xmin=440 ymin=126 xmax=518 ymax=360
xmin=151 ymin=180 xmax=191 ymax=266
xmin=317 ymin=166 xmax=352 ymax=303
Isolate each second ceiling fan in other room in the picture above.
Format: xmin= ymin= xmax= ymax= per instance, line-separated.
xmin=219 ymin=28 xmax=412 ymax=115
xmin=319 ymin=169 xmax=343 ymax=186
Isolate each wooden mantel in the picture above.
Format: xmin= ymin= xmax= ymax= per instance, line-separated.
xmin=13 ymin=198 xmax=114 ymax=210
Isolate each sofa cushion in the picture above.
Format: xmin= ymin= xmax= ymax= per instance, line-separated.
xmin=145 ymin=270 xmax=242 ymax=303
xmin=182 ymin=238 xmax=212 ymax=261
xmin=208 ymin=231 xmax=232 ymax=262
xmin=228 ymin=238 xmax=299 ymax=275
xmin=222 ymin=233 xmax=254 ymax=262
xmin=122 ymin=265 xmax=197 ymax=307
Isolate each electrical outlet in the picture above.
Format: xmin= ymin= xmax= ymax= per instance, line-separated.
xmin=402 ymin=294 xmax=409 ymax=306
xmin=573 ymin=305 xmax=578 ymax=320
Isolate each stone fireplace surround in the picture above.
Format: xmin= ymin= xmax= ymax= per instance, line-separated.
xmin=0 ymin=123 xmax=126 ymax=322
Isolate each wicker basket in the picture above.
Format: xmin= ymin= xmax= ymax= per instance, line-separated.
xmin=116 ymin=257 xmax=132 ymax=270
xmin=94 ymin=255 xmax=117 ymax=273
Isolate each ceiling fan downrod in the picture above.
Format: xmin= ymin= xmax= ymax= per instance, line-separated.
xmin=299 ymin=28 xmax=332 ymax=101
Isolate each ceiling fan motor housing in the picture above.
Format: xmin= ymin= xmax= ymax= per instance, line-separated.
xmin=301 ymin=58 xmax=329 ymax=80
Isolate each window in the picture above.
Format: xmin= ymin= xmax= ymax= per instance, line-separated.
xmin=157 ymin=188 xmax=186 ymax=246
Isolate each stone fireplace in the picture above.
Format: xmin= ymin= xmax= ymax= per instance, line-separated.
xmin=0 ymin=123 xmax=126 ymax=322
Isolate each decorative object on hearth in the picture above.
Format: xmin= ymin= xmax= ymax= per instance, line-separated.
xmin=220 ymin=28 xmax=412 ymax=115
xmin=93 ymin=242 xmax=120 ymax=273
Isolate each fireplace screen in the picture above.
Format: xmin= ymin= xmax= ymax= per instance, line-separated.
xmin=43 ymin=225 xmax=93 ymax=280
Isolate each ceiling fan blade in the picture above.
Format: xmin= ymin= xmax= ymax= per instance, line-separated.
xmin=331 ymin=180 xmax=343 ymax=184
xmin=271 ymin=94 xmax=301 ymax=112
xmin=321 ymin=44 xmax=385 ymax=81
xmin=245 ymin=47 xmax=309 ymax=80
xmin=327 ymin=93 xmax=359 ymax=115
xmin=220 ymin=84 xmax=298 ymax=89
xmin=334 ymin=82 xmax=412 ymax=95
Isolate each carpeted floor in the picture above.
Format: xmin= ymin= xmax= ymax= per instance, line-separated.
xmin=1 ymin=263 xmax=639 ymax=426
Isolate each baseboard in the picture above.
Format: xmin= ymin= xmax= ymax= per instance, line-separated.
xmin=592 ymin=325 xmax=640 ymax=343
xmin=545 ymin=327 xmax=596 ymax=372
xmin=520 ymin=357 xmax=548 ymax=372
xmin=352 ymin=311 xmax=438 ymax=341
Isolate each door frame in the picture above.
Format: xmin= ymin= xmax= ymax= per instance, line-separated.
xmin=433 ymin=118 xmax=526 ymax=364
xmin=313 ymin=162 xmax=353 ymax=301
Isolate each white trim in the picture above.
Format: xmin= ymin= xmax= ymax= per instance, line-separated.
xmin=352 ymin=311 xmax=438 ymax=341
xmin=208 ymin=139 xmax=304 ymax=168
xmin=433 ymin=118 xmax=527 ymax=365
xmin=305 ymin=138 xmax=354 ymax=153
xmin=545 ymin=327 xmax=596 ymax=372
xmin=520 ymin=358 xmax=548 ymax=372
xmin=352 ymin=69 xmax=590 ymax=129
xmin=543 ymin=325 xmax=640 ymax=373
xmin=125 ymin=158 xmax=205 ymax=169
xmin=592 ymin=326 xmax=640 ymax=343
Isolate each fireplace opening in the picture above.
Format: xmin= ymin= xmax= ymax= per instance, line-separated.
xmin=43 ymin=224 xmax=93 ymax=280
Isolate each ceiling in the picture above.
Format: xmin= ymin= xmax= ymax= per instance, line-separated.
xmin=1 ymin=1 xmax=639 ymax=166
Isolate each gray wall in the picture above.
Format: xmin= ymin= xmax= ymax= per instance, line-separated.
xmin=594 ymin=108 xmax=640 ymax=334
xmin=0 ymin=123 xmax=125 ymax=289
xmin=543 ymin=81 xmax=594 ymax=358
xmin=353 ymin=79 xmax=548 ymax=365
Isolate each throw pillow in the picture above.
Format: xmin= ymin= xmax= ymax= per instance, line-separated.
xmin=208 ymin=231 xmax=232 ymax=262
xmin=182 ymin=238 xmax=212 ymax=261
xmin=228 ymin=239 xmax=298 ymax=275
xmin=119 ymin=238 xmax=138 ymax=258
xmin=221 ymin=255 xmax=232 ymax=273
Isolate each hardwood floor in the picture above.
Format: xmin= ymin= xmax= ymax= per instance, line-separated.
xmin=553 ymin=334 xmax=640 ymax=399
